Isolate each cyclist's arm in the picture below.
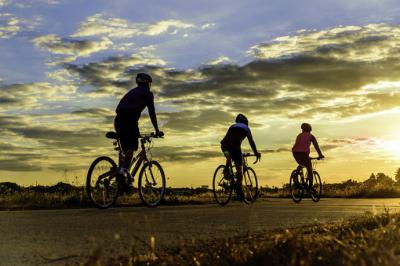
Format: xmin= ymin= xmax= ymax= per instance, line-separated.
xmin=147 ymin=93 xmax=160 ymax=132
xmin=311 ymin=135 xmax=323 ymax=157
xmin=246 ymin=128 xmax=259 ymax=155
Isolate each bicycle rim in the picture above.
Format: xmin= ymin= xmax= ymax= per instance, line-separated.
xmin=311 ymin=171 xmax=322 ymax=202
xmin=138 ymin=160 xmax=166 ymax=207
xmin=242 ymin=167 xmax=258 ymax=204
xmin=213 ymin=165 xmax=232 ymax=206
xmin=289 ymin=170 xmax=304 ymax=203
xmin=86 ymin=156 xmax=119 ymax=209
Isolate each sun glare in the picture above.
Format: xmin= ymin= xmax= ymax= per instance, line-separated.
xmin=380 ymin=139 xmax=400 ymax=160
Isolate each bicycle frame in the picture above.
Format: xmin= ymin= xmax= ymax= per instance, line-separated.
xmin=116 ymin=135 xmax=152 ymax=180
xmin=296 ymin=157 xmax=320 ymax=184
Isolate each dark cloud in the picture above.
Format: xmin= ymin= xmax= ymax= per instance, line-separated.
xmin=161 ymin=109 xmax=235 ymax=132
xmin=11 ymin=126 xmax=108 ymax=149
xmin=152 ymin=146 xmax=221 ymax=162
xmin=0 ymin=159 xmax=42 ymax=171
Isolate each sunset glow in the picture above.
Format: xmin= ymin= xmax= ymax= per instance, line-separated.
xmin=0 ymin=0 xmax=400 ymax=187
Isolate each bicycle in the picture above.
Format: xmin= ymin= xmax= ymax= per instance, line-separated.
xmin=213 ymin=152 xmax=260 ymax=205
xmin=86 ymin=132 xmax=166 ymax=208
xmin=289 ymin=157 xmax=322 ymax=203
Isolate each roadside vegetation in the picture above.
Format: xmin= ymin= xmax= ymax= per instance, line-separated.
xmin=1 ymin=168 xmax=400 ymax=210
xmin=85 ymin=210 xmax=400 ymax=266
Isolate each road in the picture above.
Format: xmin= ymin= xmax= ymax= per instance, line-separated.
xmin=1 ymin=198 xmax=400 ymax=265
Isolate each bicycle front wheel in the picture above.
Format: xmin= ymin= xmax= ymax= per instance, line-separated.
xmin=86 ymin=156 xmax=119 ymax=209
xmin=310 ymin=171 xmax=322 ymax=202
xmin=242 ymin=167 xmax=258 ymax=204
xmin=290 ymin=169 xmax=304 ymax=203
xmin=213 ymin=165 xmax=232 ymax=206
xmin=138 ymin=160 xmax=166 ymax=207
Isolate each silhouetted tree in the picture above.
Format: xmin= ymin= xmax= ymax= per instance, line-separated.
xmin=375 ymin=173 xmax=394 ymax=186
xmin=395 ymin=168 xmax=400 ymax=184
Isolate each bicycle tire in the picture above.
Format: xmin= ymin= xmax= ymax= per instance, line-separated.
xmin=213 ymin=165 xmax=233 ymax=206
xmin=86 ymin=156 xmax=119 ymax=209
xmin=289 ymin=169 xmax=304 ymax=203
xmin=138 ymin=160 xmax=166 ymax=207
xmin=242 ymin=167 xmax=258 ymax=204
xmin=310 ymin=171 xmax=322 ymax=202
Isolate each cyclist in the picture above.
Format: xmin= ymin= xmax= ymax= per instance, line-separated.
xmin=114 ymin=73 xmax=164 ymax=188
xmin=220 ymin=114 xmax=261 ymax=198
xmin=292 ymin=123 xmax=324 ymax=188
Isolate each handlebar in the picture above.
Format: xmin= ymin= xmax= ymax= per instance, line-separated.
xmin=243 ymin=153 xmax=260 ymax=164
xmin=139 ymin=132 xmax=164 ymax=143
xmin=310 ymin=157 xmax=324 ymax=160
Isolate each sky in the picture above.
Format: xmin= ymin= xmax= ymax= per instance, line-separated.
xmin=1 ymin=0 xmax=400 ymax=187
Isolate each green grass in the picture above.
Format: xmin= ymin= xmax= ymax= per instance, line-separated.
xmin=85 ymin=211 xmax=400 ymax=266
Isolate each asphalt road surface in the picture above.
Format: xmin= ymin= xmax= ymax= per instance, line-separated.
xmin=2 ymin=198 xmax=400 ymax=265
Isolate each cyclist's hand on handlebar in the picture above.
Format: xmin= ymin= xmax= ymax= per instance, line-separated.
xmin=318 ymin=154 xmax=325 ymax=160
xmin=254 ymin=152 xmax=261 ymax=163
xmin=155 ymin=130 xmax=164 ymax=138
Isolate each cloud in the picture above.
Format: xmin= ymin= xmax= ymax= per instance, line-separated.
xmin=32 ymin=34 xmax=113 ymax=63
xmin=1 ymin=0 xmax=60 ymax=8
xmin=60 ymin=23 xmax=400 ymax=143
xmin=248 ymin=24 xmax=400 ymax=62
xmin=206 ymin=56 xmax=233 ymax=65
xmin=161 ymin=109 xmax=235 ymax=133
xmin=0 ymin=159 xmax=42 ymax=171
xmin=65 ymin=55 xmax=166 ymax=95
xmin=72 ymin=14 xmax=196 ymax=39
xmin=0 ymin=82 xmax=77 ymax=110
xmin=0 ymin=13 xmax=21 ymax=39
xmin=320 ymin=137 xmax=378 ymax=151
xmin=151 ymin=145 xmax=221 ymax=162
xmin=0 ymin=13 xmax=41 ymax=38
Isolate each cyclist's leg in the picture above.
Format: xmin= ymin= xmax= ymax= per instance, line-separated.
xmin=114 ymin=116 xmax=139 ymax=187
xmin=222 ymin=150 xmax=232 ymax=170
xmin=304 ymin=156 xmax=313 ymax=187
xmin=292 ymin=152 xmax=304 ymax=185
xmin=230 ymin=149 xmax=244 ymax=196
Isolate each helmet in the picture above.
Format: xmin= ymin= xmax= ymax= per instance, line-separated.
xmin=235 ymin=113 xmax=248 ymax=125
xmin=136 ymin=73 xmax=152 ymax=84
xmin=301 ymin=123 xmax=312 ymax=132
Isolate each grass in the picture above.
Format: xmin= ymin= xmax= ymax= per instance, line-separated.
xmin=84 ymin=211 xmax=400 ymax=266
xmin=0 ymin=183 xmax=216 ymax=210
xmin=2 ymin=174 xmax=400 ymax=210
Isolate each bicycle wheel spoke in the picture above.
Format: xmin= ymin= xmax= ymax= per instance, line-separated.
xmin=213 ymin=165 xmax=232 ymax=205
xmin=138 ymin=161 xmax=165 ymax=207
xmin=242 ymin=167 xmax=258 ymax=204
xmin=86 ymin=157 xmax=119 ymax=209
xmin=290 ymin=169 xmax=304 ymax=203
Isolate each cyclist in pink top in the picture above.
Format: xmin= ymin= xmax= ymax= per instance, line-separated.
xmin=292 ymin=123 xmax=324 ymax=186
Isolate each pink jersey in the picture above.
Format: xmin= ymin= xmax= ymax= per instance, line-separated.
xmin=292 ymin=132 xmax=314 ymax=153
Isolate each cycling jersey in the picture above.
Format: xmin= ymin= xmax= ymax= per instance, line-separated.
xmin=221 ymin=122 xmax=258 ymax=153
xmin=114 ymin=85 xmax=156 ymax=151
xmin=292 ymin=132 xmax=321 ymax=154
xmin=116 ymin=85 xmax=155 ymax=121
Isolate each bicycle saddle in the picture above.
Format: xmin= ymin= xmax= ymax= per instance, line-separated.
xmin=105 ymin=131 xmax=118 ymax=139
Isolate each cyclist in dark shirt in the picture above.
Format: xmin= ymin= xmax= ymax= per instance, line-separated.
xmin=114 ymin=73 xmax=164 ymax=183
xmin=221 ymin=114 xmax=261 ymax=198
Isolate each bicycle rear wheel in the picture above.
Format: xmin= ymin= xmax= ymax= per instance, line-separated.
xmin=242 ymin=167 xmax=258 ymax=204
xmin=213 ymin=165 xmax=232 ymax=206
xmin=289 ymin=169 xmax=304 ymax=203
xmin=138 ymin=160 xmax=166 ymax=207
xmin=86 ymin=156 xmax=119 ymax=209
xmin=310 ymin=171 xmax=322 ymax=202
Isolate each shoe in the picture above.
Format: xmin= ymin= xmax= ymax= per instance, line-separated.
xmin=235 ymin=187 xmax=245 ymax=200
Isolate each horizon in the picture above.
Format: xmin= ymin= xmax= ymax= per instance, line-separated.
xmin=1 ymin=0 xmax=400 ymax=187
